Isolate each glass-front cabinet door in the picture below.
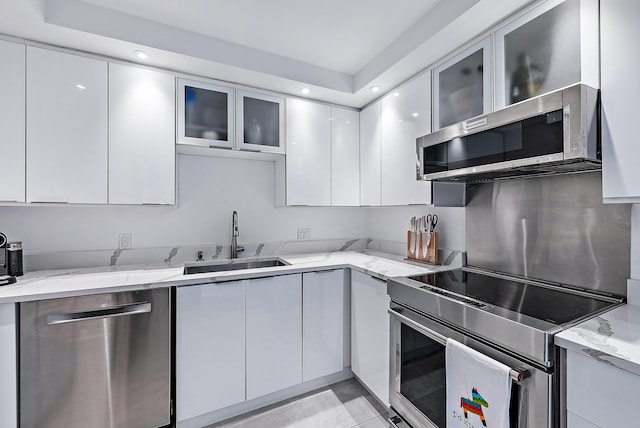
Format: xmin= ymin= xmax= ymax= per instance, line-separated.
xmin=236 ymin=90 xmax=285 ymax=154
xmin=433 ymin=38 xmax=491 ymax=130
xmin=177 ymin=78 xmax=235 ymax=149
xmin=495 ymin=0 xmax=599 ymax=108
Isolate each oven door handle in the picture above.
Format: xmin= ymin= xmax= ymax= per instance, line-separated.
xmin=388 ymin=308 xmax=447 ymax=345
xmin=388 ymin=308 xmax=530 ymax=382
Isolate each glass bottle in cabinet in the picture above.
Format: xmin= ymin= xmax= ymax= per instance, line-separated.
xmin=495 ymin=0 xmax=596 ymax=108
xmin=236 ymin=90 xmax=285 ymax=153
xmin=433 ymin=38 xmax=491 ymax=130
xmin=177 ymin=78 xmax=234 ymax=148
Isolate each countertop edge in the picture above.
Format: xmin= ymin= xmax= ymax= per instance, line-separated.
xmin=0 ymin=251 xmax=452 ymax=304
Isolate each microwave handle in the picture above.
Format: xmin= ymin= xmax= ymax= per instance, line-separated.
xmin=388 ymin=308 xmax=530 ymax=382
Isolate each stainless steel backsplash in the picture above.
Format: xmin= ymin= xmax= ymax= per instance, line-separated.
xmin=465 ymin=172 xmax=631 ymax=296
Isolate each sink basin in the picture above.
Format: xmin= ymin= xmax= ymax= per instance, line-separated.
xmin=183 ymin=258 xmax=290 ymax=275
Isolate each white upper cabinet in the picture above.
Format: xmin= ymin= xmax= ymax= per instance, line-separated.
xmin=494 ymin=0 xmax=599 ymax=109
xmin=26 ymin=46 xmax=108 ymax=204
xmin=285 ymin=98 xmax=332 ymax=206
xmin=433 ymin=38 xmax=491 ymax=130
xmin=359 ymin=101 xmax=382 ymax=206
xmin=381 ymin=71 xmax=432 ymax=206
xmin=108 ymin=63 xmax=175 ymax=205
xmin=601 ymin=0 xmax=640 ymax=202
xmin=0 ymin=40 xmax=25 ymax=203
xmin=177 ymin=78 xmax=235 ymax=149
xmin=236 ymin=90 xmax=285 ymax=154
xmin=331 ymin=107 xmax=360 ymax=206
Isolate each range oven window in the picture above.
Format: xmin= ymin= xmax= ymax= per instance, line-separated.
xmin=397 ymin=321 xmax=522 ymax=427
xmin=400 ymin=323 xmax=446 ymax=427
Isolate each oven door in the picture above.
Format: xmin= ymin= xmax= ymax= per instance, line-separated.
xmin=389 ymin=303 xmax=554 ymax=428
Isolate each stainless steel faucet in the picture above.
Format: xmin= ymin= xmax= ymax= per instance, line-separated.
xmin=231 ymin=211 xmax=244 ymax=259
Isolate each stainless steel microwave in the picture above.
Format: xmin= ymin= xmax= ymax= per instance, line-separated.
xmin=417 ymin=84 xmax=600 ymax=182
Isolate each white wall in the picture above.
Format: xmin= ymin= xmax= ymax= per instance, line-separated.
xmin=365 ymin=205 xmax=465 ymax=250
xmin=0 ymin=155 xmax=367 ymax=254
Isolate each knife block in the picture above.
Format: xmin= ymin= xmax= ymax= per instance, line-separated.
xmin=406 ymin=231 xmax=438 ymax=264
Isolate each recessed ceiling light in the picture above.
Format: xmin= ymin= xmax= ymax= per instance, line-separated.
xmin=412 ymin=112 xmax=419 ymax=117
xmin=393 ymin=92 xmax=400 ymax=97
xmin=76 ymin=84 xmax=86 ymax=90
xmin=134 ymin=50 xmax=149 ymax=60
xmin=370 ymin=86 xmax=380 ymax=93
xmin=301 ymin=88 xmax=311 ymax=95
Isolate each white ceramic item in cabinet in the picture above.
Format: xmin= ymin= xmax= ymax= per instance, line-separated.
xmin=176 ymin=282 xmax=246 ymax=422
xmin=494 ymin=0 xmax=599 ymax=108
xmin=236 ymin=90 xmax=284 ymax=154
xmin=0 ymin=304 xmax=17 ymax=428
xmin=566 ymin=350 xmax=638 ymax=428
xmin=26 ymin=46 xmax=108 ymax=203
xmin=381 ymin=71 xmax=432 ymax=206
xmin=601 ymin=0 xmax=640 ymax=202
xmin=177 ymin=78 xmax=234 ymax=149
xmin=359 ymin=101 xmax=382 ymax=206
xmin=433 ymin=37 xmax=491 ymax=130
xmin=331 ymin=107 xmax=360 ymax=206
xmin=302 ymin=270 xmax=344 ymax=382
xmin=285 ymin=99 xmax=331 ymax=206
xmin=350 ymin=270 xmax=390 ymax=406
xmin=109 ymin=63 xmax=175 ymax=205
xmin=246 ymin=274 xmax=302 ymax=400
xmin=0 ymin=40 xmax=25 ymax=203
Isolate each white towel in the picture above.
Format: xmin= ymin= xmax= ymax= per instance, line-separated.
xmin=446 ymin=338 xmax=512 ymax=428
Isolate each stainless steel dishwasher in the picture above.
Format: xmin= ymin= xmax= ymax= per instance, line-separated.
xmin=19 ymin=288 xmax=171 ymax=428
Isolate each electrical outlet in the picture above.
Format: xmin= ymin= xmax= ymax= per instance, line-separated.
xmin=118 ymin=233 xmax=132 ymax=250
xmin=297 ymin=228 xmax=311 ymax=241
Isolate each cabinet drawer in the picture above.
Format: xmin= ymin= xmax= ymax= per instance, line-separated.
xmin=567 ymin=350 xmax=638 ymax=428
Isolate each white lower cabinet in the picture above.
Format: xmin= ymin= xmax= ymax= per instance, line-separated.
xmin=246 ymin=274 xmax=303 ymax=399
xmin=303 ymin=270 xmax=345 ymax=382
xmin=351 ymin=270 xmax=390 ymax=406
xmin=0 ymin=304 xmax=17 ymax=428
xmin=176 ymin=282 xmax=246 ymax=422
xmin=566 ymin=349 xmax=639 ymax=428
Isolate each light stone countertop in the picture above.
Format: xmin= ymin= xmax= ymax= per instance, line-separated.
xmin=0 ymin=250 xmax=451 ymax=304
xmin=555 ymin=304 xmax=640 ymax=376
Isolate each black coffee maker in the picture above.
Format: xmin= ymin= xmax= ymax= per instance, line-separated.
xmin=0 ymin=233 xmax=16 ymax=286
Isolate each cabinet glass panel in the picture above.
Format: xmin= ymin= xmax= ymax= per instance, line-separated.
xmin=433 ymin=38 xmax=491 ymax=130
xmin=177 ymin=78 xmax=234 ymax=149
xmin=497 ymin=0 xmax=581 ymax=107
xmin=237 ymin=90 xmax=284 ymax=153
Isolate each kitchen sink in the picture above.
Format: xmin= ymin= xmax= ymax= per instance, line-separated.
xmin=183 ymin=258 xmax=290 ymax=275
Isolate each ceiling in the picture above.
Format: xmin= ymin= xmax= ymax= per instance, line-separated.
xmin=0 ymin=0 xmax=535 ymax=107
xmin=81 ymin=0 xmax=441 ymax=75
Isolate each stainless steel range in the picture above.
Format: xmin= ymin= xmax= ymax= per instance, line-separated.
xmin=387 ymin=172 xmax=630 ymax=428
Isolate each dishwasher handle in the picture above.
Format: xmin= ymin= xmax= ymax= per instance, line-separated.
xmin=47 ymin=302 xmax=152 ymax=325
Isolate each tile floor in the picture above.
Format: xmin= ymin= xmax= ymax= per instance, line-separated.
xmin=209 ymin=378 xmax=389 ymax=428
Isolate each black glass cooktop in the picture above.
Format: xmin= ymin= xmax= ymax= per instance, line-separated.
xmin=408 ymin=269 xmax=616 ymax=325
